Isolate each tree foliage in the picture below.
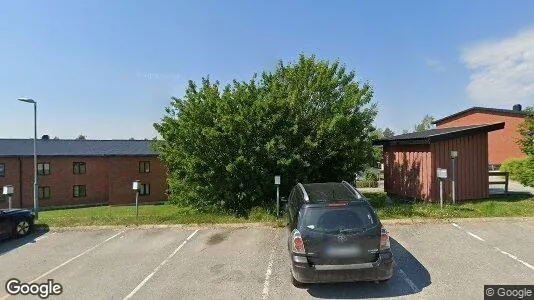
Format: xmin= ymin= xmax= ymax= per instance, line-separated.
xmin=414 ymin=115 xmax=435 ymax=132
xmin=153 ymin=55 xmax=378 ymax=214
xmin=383 ymin=128 xmax=395 ymax=138
xmin=517 ymin=107 xmax=534 ymax=156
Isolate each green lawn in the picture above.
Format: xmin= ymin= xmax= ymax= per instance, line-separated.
xmin=366 ymin=192 xmax=534 ymax=219
xmin=37 ymin=204 xmax=278 ymax=227
xmin=36 ymin=193 xmax=534 ymax=227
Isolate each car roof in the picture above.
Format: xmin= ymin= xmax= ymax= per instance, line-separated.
xmin=299 ymin=182 xmax=363 ymax=204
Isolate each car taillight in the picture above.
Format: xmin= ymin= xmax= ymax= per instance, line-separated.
xmin=291 ymin=229 xmax=306 ymax=254
xmin=380 ymin=228 xmax=390 ymax=250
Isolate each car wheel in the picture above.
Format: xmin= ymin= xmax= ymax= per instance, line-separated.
xmin=14 ymin=219 xmax=31 ymax=237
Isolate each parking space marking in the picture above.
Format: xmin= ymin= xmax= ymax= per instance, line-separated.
xmin=0 ymin=230 xmax=124 ymax=300
xmin=452 ymin=223 xmax=485 ymax=242
xmin=466 ymin=231 xmax=485 ymax=242
xmin=261 ymin=249 xmax=276 ymax=300
xmin=452 ymin=222 xmax=534 ymax=272
xmin=494 ymin=247 xmax=534 ymax=271
xmin=398 ymin=268 xmax=419 ymax=293
xmin=123 ymin=229 xmax=199 ymax=300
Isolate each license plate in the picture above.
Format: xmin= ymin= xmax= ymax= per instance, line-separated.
xmin=324 ymin=246 xmax=361 ymax=257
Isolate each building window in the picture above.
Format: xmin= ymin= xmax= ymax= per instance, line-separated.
xmin=38 ymin=186 xmax=51 ymax=200
xmin=139 ymin=161 xmax=150 ymax=173
xmin=37 ymin=162 xmax=51 ymax=175
xmin=73 ymin=185 xmax=87 ymax=198
xmin=0 ymin=163 xmax=4 ymax=177
xmin=139 ymin=183 xmax=150 ymax=196
xmin=73 ymin=162 xmax=87 ymax=174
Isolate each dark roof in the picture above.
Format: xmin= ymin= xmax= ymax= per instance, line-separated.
xmin=433 ymin=107 xmax=528 ymax=124
xmin=0 ymin=139 xmax=159 ymax=157
xmin=373 ymin=123 xmax=505 ymax=146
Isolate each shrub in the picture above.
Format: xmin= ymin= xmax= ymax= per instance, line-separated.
xmin=501 ymin=156 xmax=534 ymax=187
xmin=153 ymin=55 xmax=378 ymax=214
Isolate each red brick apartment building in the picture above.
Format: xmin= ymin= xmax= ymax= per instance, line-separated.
xmin=432 ymin=104 xmax=529 ymax=166
xmin=0 ymin=138 xmax=167 ymax=209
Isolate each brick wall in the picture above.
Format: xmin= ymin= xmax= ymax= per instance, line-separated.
xmin=435 ymin=111 xmax=527 ymax=165
xmin=0 ymin=155 xmax=167 ymax=209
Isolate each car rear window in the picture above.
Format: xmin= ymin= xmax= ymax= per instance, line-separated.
xmin=303 ymin=183 xmax=362 ymax=202
xmin=300 ymin=205 xmax=376 ymax=233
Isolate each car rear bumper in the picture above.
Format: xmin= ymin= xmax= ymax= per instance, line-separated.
xmin=291 ymin=252 xmax=394 ymax=283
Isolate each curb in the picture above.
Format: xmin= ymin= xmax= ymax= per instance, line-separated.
xmin=37 ymin=216 xmax=534 ymax=231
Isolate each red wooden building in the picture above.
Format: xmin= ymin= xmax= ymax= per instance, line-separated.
xmin=432 ymin=105 xmax=528 ymax=166
xmin=374 ymin=123 xmax=504 ymax=202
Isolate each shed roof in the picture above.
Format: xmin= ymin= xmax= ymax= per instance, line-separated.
xmin=0 ymin=139 xmax=159 ymax=157
xmin=373 ymin=122 xmax=505 ymax=146
xmin=432 ymin=107 xmax=528 ymax=124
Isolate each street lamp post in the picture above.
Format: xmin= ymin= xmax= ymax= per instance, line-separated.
xmin=18 ymin=98 xmax=38 ymax=219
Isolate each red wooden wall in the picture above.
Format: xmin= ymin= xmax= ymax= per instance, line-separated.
xmin=383 ymin=132 xmax=489 ymax=202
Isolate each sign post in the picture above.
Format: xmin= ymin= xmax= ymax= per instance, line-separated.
xmin=274 ymin=175 xmax=281 ymax=217
xmin=450 ymin=151 xmax=458 ymax=204
xmin=3 ymin=185 xmax=14 ymax=210
xmin=436 ymin=168 xmax=448 ymax=209
xmin=132 ymin=180 xmax=141 ymax=223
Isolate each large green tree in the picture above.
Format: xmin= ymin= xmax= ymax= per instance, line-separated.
xmin=153 ymin=55 xmax=378 ymax=214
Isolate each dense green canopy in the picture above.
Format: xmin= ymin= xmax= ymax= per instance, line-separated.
xmin=154 ymin=55 xmax=378 ymax=214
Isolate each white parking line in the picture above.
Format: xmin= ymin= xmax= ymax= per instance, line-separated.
xmin=262 ymin=249 xmax=276 ymax=300
xmin=398 ymin=268 xmax=419 ymax=293
xmin=466 ymin=231 xmax=485 ymax=242
xmin=123 ymin=229 xmax=199 ymax=300
xmin=452 ymin=223 xmax=485 ymax=242
xmin=451 ymin=222 xmax=534 ymax=271
xmin=0 ymin=230 xmax=124 ymax=300
xmin=494 ymin=247 xmax=534 ymax=271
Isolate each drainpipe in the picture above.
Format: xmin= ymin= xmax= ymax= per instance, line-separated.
xmin=18 ymin=156 xmax=23 ymax=208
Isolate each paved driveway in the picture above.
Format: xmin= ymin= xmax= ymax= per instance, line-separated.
xmin=0 ymin=219 xmax=533 ymax=299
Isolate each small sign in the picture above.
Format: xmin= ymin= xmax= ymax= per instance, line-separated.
xmin=274 ymin=175 xmax=281 ymax=185
xmin=451 ymin=150 xmax=458 ymax=158
xmin=437 ymin=168 xmax=447 ymax=179
xmin=132 ymin=180 xmax=141 ymax=190
xmin=2 ymin=185 xmax=14 ymax=195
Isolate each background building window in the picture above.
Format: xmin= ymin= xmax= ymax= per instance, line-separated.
xmin=73 ymin=162 xmax=87 ymax=174
xmin=38 ymin=186 xmax=51 ymax=200
xmin=0 ymin=163 xmax=4 ymax=177
xmin=37 ymin=163 xmax=51 ymax=175
xmin=139 ymin=183 xmax=150 ymax=196
xmin=73 ymin=185 xmax=87 ymax=198
xmin=139 ymin=161 xmax=150 ymax=173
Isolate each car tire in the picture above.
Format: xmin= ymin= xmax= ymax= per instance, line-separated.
xmin=14 ymin=219 xmax=31 ymax=237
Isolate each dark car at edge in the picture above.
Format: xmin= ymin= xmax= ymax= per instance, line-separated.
xmin=286 ymin=181 xmax=393 ymax=286
xmin=0 ymin=209 xmax=35 ymax=240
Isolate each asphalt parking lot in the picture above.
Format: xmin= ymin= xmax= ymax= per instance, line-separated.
xmin=1 ymin=219 xmax=533 ymax=300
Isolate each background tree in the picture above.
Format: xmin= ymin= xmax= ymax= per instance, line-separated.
xmin=154 ymin=55 xmax=378 ymax=214
xmin=76 ymin=134 xmax=86 ymax=140
xmin=414 ymin=114 xmax=435 ymax=132
xmin=383 ymin=128 xmax=395 ymax=138
xmin=517 ymin=107 xmax=534 ymax=156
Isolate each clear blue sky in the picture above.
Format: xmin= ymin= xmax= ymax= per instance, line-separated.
xmin=1 ymin=0 xmax=534 ymax=139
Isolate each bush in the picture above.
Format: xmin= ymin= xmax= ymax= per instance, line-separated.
xmin=501 ymin=156 xmax=534 ymax=187
xmin=355 ymin=180 xmax=379 ymax=188
xmin=153 ymin=55 xmax=378 ymax=214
